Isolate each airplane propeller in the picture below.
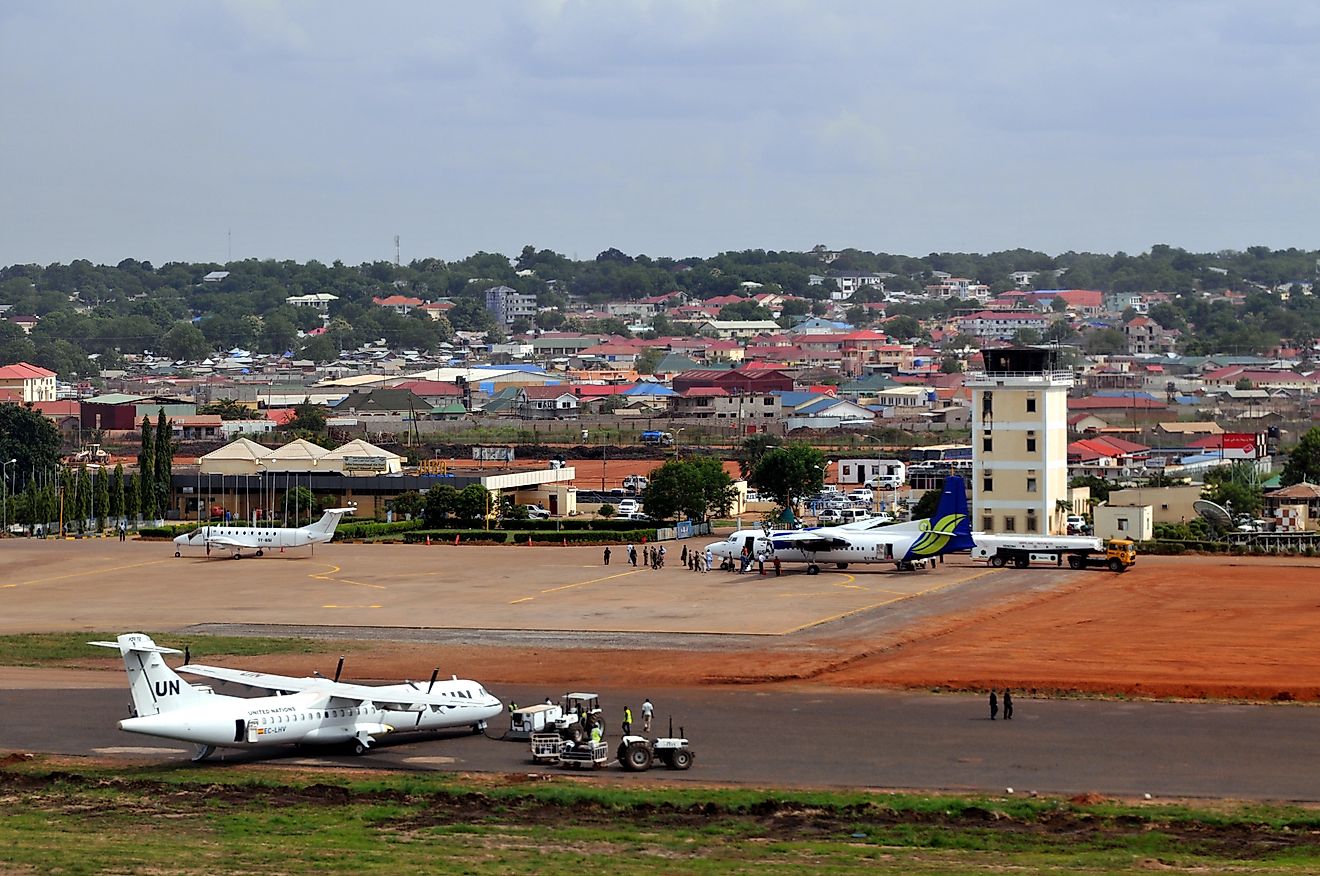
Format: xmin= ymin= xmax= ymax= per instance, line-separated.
xmin=426 ymin=668 xmax=439 ymax=694
xmin=333 ymin=656 xmax=344 ymax=684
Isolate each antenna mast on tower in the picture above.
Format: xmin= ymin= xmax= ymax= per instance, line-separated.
xmin=394 ymin=235 xmax=401 ymax=267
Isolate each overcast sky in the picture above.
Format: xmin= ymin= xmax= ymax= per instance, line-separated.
xmin=3 ymin=1 xmax=1318 ymax=267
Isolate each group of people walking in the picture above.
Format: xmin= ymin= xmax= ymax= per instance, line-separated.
xmin=989 ymin=688 xmax=1014 ymax=720
xmin=606 ymin=542 xmax=787 ymax=576
xmin=679 ymin=544 xmax=714 ymax=572
xmin=609 ymin=544 xmax=669 ymax=569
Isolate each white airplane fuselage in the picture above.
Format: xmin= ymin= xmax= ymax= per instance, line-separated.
xmin=120 ymin=682 xmax=503 ymax=749
xmin=173 ymin=507 xmax=353 ymax=558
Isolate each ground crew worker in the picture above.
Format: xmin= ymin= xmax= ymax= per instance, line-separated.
xmin=642 ymin=698 xmax=653 ymax=733
xmin=989 ymin=689 xmax=999 ymax=720
xmin=590 ymin=723 xmax=602 ymax=745
xmin=1003 ymin=688 xmax=1014 ymax=720
xmin=622 ymin=706 xmax=633 ymax=735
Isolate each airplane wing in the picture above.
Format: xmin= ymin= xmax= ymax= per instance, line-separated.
xmin=772 ymin=530 xmax=851 ymax=550
xmin=200 ymin=533 xmax=255 ymax=549
xmin=178 ymin=664 xmax=314 ymax=694
xmin=178 ymin=664 xmax=460 ymax=712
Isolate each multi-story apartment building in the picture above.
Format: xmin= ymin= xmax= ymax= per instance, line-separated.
xmin=965 ymin=347 xmax=1073 ymax=535
xmin=957 ymin=311 xmax=1050 ymax=340
xmin=0 ymin=361 xmax=57 ymax=402
xmin=484 ymin=285 xmax=538 ymax=326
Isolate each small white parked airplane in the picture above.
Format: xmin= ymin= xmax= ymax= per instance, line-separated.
xmin=173 ymin=507 xmax=355 ymax=558
xmin=91 ymin=632 xmax=504 ymax=762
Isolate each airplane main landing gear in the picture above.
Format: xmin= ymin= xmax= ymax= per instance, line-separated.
xmin=174 ymin=550 xmax=181 ymax=557
xmin=190 ymin=744 xmax=215 ymax=763
xmin=807 ymin=564 xmax=820 ymax=575
xmin=255 ymin=549 xmax=263 ymax=557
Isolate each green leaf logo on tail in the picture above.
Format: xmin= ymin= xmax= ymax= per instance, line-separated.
xmin=910 ymin=513 xmax=967 ymax=557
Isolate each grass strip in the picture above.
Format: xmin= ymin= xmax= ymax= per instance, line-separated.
xmin=0 ymin=632 xmax=331 ymax=666
xmin=3 ymin=759 xmax=1320 ymax=874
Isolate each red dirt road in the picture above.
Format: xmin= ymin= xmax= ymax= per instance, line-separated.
xmin=822 ymin=555 xmax=1320 ymax=701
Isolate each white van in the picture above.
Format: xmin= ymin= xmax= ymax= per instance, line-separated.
xmin=838 ymin=508 xmax=872 ymax=524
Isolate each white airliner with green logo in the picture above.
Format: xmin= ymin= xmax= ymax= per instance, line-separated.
xmin=706 ymin=476 xmax=974 ymax=574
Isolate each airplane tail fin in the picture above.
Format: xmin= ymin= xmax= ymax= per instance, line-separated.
xmin=306 ymin=507 xmax=355 ymax=538
xmin=89 ymin=633 xmax=211 ymax=717
xmin=932 ymin=475 xmax=975 ymax=552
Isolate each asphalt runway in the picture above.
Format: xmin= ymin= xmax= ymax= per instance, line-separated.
xmin=7 ymin=679 xmax=1320 ymax=801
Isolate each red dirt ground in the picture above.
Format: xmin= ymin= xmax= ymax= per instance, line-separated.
xmin=151 ymin=554 xmax=1320 ymax=703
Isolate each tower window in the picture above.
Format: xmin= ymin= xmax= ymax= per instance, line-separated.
xmin=1026 ymin=510 xmax=1038 ymax=532
xmin=1026 ymin=477 xmax=1038 ymax=493
xmin=1026 ymin=395 xmax=1037 ymax=413
xmin=1026 ymin=436 xmax=1037 ymax=452
xmin=1004 ymin=516 xmax=1016 ymax=532
xmin=983 ymin=436 xmax=993 ymax=452
xmin=983 ymin=475 xmax=993 ymax=493
xmin=982 ymin=515 xmax=994 ymax=532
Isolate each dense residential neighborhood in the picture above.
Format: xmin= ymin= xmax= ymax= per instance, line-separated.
xmin=2 ymin=243 xmax=1320 ymax=538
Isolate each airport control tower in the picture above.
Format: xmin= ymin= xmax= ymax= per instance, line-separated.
xmin=964 ymin=347 xmax=1073 ymax=535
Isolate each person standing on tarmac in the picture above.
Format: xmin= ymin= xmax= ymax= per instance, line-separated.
xmin=622 ymin=706 xmax=633 ymax=735
xmin=642 ymin=698 xmax=653 ymax=733
xmin=1003 ymin=688 xmax=1014 ymax=720
xmin=989 ymin=689 xmax=999 ymax=720
xmin=603 ymin=546 xmax=611 ymax=566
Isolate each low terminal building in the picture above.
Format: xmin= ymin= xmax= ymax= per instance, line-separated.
xmin=169 ymin=437 xmax=577 ymax=522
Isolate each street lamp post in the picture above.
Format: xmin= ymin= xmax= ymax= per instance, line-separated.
xmin=1 ymin=459 xmax=15 ymax=536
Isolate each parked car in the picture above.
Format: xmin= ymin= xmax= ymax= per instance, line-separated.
xmin=622 ymin=474 xmax=649 ymax=492
xmin=524 ymin=504 xmax=550 ymax=520
xmin=1066 ymin=514 xmax=1088 ymax=534
xmin=817 ymin=509 xmax=844 ymax=525
xmin=848 ymin=488 xmax=874 ymax=503
xmin=618 ymin=511 xmax=653 ymax=521
xmin=616 ymin=499 xmax=640 ymax=515
xmin=744 ymin=490 xmax=761 ymax=503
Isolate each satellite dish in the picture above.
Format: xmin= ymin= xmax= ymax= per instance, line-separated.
xmin=1193 ymin=499 xmax=1234 ymax=530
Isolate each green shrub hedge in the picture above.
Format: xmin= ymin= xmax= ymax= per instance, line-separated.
xmin=420 ymin=518 xmax=669 ymax=532
xmin=403 ymin=528 xmax=658 ymax=545
xmin=337 ymin=520 xmax=424 ymax=540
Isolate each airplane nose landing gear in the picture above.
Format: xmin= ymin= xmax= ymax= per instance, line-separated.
xmin=190 ymin=744 xmax=215 ymax=763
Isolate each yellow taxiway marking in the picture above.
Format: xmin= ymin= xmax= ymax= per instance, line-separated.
xmin=510 ymin=569 xmax=643 ymax=604
xmin=777 ymin=568 xmax=996 ymax=635
xmin=321 ymin=604 xmax=382 ymax=609
xmin=307 ymin=563 xmax=385 ymax=590
xmin=540 ymin=569 xmax=640 ymax=594
xmin=1 ymin=558 xmax=171 ymax=589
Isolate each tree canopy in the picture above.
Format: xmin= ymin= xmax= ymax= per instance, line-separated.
xmin=640 ymin=456 xmax=735 ymax=522
xmin=0 ymin=403 xmax=61 ymax=489
xmin=1281 ymin=427 xmax=1320 ymax=487
xmin=748 ymin=444 xmax=826 ymax=513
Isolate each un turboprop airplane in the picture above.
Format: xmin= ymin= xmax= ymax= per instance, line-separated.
xmin=172 ymin=507 xmax=355 ymax=558
xmin=90 ymin=633 xmax=504 ymax=762
xmin=706 ymin=476 xmax=974 ymax=574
